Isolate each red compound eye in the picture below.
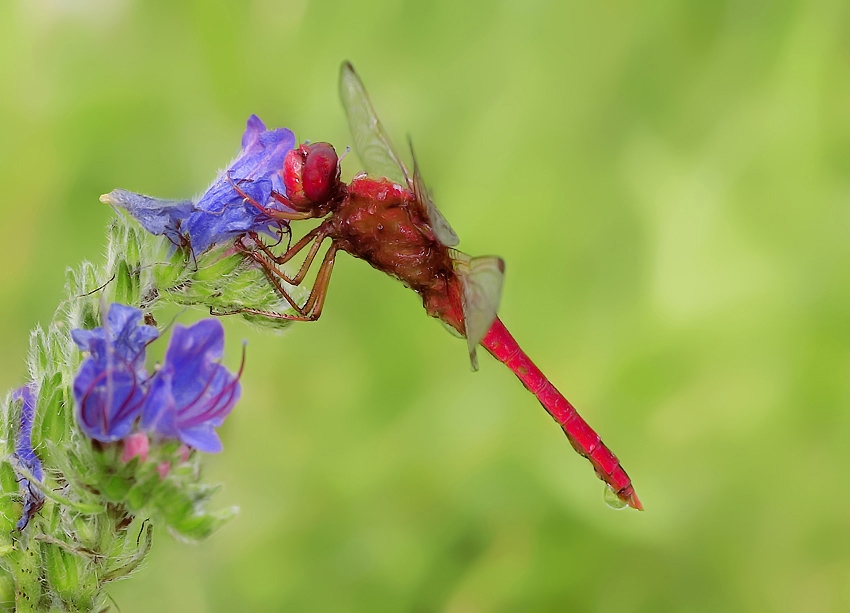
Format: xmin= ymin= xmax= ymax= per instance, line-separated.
xmin=302 ymin=142 xmax=339 ymax=203
xmin=283 ymin=147 xmax=306 ymax=203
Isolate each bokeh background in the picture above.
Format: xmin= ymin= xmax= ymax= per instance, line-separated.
xmin=2 ymin=0 xmax=849 ymax=610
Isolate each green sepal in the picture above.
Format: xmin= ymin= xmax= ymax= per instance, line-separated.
xmin=41 ymin=542 xmax=80 ymax=601
xmin=0 ymin=493 xmax=18 ymax=535
xmin=29 ymin=327 xmax=51 ymax=384
xmin=162 ymin=245 xmax=302 ymax=331
xmin=98 ymin=474 xmax=134 ymax=503
xmin=64 ymin=262 xmax=102 ymax=333
xmin=0 ymin=565 xmax=15 ymax=612
xmin=31 ymin=373 xmax=68 ymax=462
xmin=0 ymin=393 xmax=17 ymax=458
xmin=67 ymin=514 xmax=99 ymax=552
xmin=0 ymin=462 xmax=18 ymax=496
xmin=98 ymin=521 xmax=152 ymax=584
xmin=113 ymin=260 xmax=139 ymax=306
xmin=124 ymin=225 xmax=142 ymax=267
xmin=155 ymin=478 xmax=237 ymax=543
xmin=124 ymin=464 xmax=165 ymax=511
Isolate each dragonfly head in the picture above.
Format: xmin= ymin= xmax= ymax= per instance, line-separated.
xmin=283 ymin=142 xmax=342 ymax=213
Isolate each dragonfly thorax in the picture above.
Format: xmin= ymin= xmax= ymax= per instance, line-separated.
xmin=283 ymin=142 xmax=342 ymax=213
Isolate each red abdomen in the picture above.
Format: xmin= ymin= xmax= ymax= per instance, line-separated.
xmin=481 ymin=317 xmax=642 ymax=510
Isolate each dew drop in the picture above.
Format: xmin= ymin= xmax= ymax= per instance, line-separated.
xmin=603 ymin=485 xmax=629 ymax=510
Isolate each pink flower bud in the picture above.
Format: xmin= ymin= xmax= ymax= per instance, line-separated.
xmin=121 ymin=432 xmax=150 ymax=463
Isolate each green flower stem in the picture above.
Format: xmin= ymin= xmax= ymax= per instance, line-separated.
xmin=0 ymin=216 xmax=300 ymax=611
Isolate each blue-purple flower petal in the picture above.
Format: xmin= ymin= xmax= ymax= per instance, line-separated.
xmin=182 ymin=178 xmax=276 ymax=257
xmin=141 ymin=319 xmax=241 ymax=453
xmin=174 ymin=425 xmax=223 ymax=455
xmin=12 ymin=385 xmax=42 ymax=481
xmin=73 ymin=359 xmax=147 ymax=442
xmin=72 ymin=304 xmax=156 ymax=442
xmin=103 ymin=115 xmax=297 ymax=255
xmin=184 ymin=115 xmax=296 ymax=253
xmin=12 ymin=384 xmax=45 ymax=530
xmin=101 ymin=190 xmax=195 ymax=247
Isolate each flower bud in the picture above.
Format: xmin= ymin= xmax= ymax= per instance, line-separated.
xmin=121 ymin=433 xmax=150 ymax=463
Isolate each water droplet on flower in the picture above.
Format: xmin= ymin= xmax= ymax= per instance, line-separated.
xmin=603 ymin=485 xmax=628 ymax=510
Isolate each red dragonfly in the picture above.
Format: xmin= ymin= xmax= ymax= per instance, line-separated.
xmin=233 ymin=62 xmax=642 ymax=510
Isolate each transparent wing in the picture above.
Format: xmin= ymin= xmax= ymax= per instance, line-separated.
xmin=455 ymin=254 xmax=506 ymax=371
xmin=410 ymin=141 xmax=460 ymax=247
xmin=440 ymin=319 xmax=464 ymax=338
xmin=339 ymin=61 xmax=409 ymax=186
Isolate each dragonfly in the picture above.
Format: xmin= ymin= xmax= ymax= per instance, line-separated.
xmin=232 ymin=62 xmax=642 ymax=510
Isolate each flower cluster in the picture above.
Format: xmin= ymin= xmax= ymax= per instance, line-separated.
xmin=0 ymin=113 xmax=283 ymax=610
xmin=103 ymin=115 xmax=296 ymax=255
xmin=72 ymin=303 xmax=242 ymax=455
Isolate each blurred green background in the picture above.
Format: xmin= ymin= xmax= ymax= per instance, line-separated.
xmin=2 ymin=0 xmax=849 ymax=610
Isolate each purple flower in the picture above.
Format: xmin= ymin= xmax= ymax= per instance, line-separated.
xmin=184 ymin=115 xmax=296 ymax=253
xmin=12 ymin=384 xmax=45 ymax=530
xmin=104 ymin=115 xmax=296 ymax=254
xmin=71 ymin=302 xmax=243 ymax=454
xmin=72 ymin=303 xmax=159 ymax=375
xmin=100 ymin=191 xmax=195 ymax=248
xmin=72 ymin=304 xmax=158 ymax=442
xmin=141 ymin=319 xmax=241 ymax=453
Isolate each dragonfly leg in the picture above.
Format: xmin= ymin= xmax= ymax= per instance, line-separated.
xmin=298 ymin=245 xmax=337 ymax=319
xmin=237 ymin=224 xmax=329 ymax=286
xmin=234 ymin=245 xmax=338 ymax=322
xmin=226 ymin=171 xmax=316 ymax=221
xmin=256 ymin=222 xmax=328 ymax=268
